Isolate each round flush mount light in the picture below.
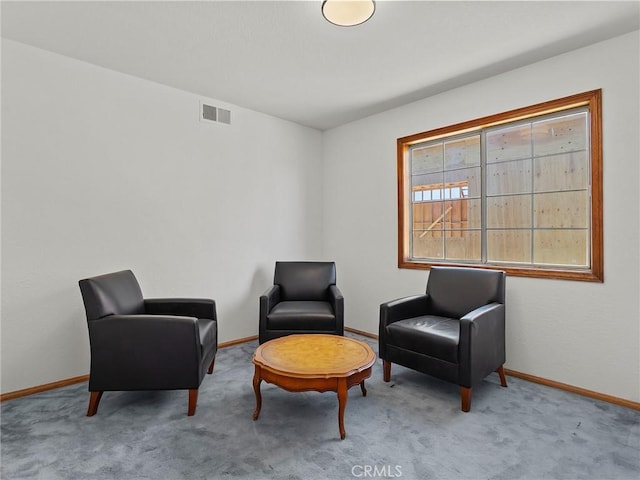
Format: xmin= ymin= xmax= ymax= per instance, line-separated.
xmin=322 ymin=0 xmax=375 ymax=27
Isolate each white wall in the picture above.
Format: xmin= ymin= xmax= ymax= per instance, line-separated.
xmin=3 ymin=31 xmax=639 ymax=404
xmin=322 ymin=31 xmax=640 ymax=402
xmin=1 ymin=39 xmax=324 ymax=394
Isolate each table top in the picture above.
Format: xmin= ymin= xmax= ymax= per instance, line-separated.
xmin=253 ymin=334 xmax=376 ymax=379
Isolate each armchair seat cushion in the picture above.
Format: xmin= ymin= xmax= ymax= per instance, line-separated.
xmin=197 ymin=318 xmax=217 ymax=353
xmin=267 ymin=301 xmax=335 ymax=330
xmin=386 ymin=316 xmax=459 ymax=364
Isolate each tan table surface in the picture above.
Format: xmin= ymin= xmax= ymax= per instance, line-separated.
xmin=252 ymin=334 xmax=376 ymax=439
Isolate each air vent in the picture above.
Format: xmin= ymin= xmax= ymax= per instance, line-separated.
xmin=202 ymin=104 xmax=217 ymax=122
xmin=217 ymin=108 xmax=231 ymax=125
xmin=200 ymin=101 xmax=231 ymax=125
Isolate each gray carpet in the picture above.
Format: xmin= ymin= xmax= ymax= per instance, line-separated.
xmin=2 ymin=334 xmax=639 ymax=480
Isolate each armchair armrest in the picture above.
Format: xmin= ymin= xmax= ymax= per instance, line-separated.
xmin=144 ymin=298 xmax=216 ymax=320
xmin=328 ymin=285 xmax=343 ymax=311
xmin=379 ymin=294 xmax=430 ymax=329
xmin=259 ymin=285 xmax=281 ymax=343
xmin=88 ymin=314 xmax=203 ymax=391
xmin=328 ymin=285 xmax=344 ymax=335
xmin=458 ymin=302 xmax=506 ymax=387
xmin=379 ymin=294 xmax=430 ymax=360
xmin=259 ymin=285 xmax=280 ymax=316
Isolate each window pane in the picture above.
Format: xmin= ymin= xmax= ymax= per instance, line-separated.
xmin=486 ymin=124 xmax=531 ymax=163
xmin=534 ymin=151 xmax=588 ymax=192
xmin=487 ymin=230 xmax=531 ymax=263
xmin=445 ymin=167 xmax=481 ymax=198
xmin=445 ymin=231 xmax=481 ymax=261
xmin=533 ymin=113 xmax=587 ymax=157
xmin=464 ymin=199 xmax=482 ymax=229
xmin=487 ymin=195 xmax=532 ymax=228
xmin=412 ymin=234 xmax=443 ymax=259
xmin=534 ymin=191 xmax=588 ymax=228
xmin=411 ymin=143 xmax=443 ymax=174
xmin=486 ymin=159 xmax=532 ymax=195
xmin=444 ymin=135 xmax=480 ymax=169
xmin=412 ymin=172 xmax=443 ymax=190
xmin=442 ymin=200 xmax=456 ymax=227
xmin=533 ymin=230 xmax=588 ymax=266
xmin=443 ymin=199 xmax=472 ymax=230
xmin=413 ymin=201 xmax=444 ymax=232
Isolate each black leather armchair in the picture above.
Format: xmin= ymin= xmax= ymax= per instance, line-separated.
xmin=259 ymin=261 xmax=344 ymax=344
xmin=379 ymin=266 xmax=507 ymax=412
xmin=79 ymin=270 xmax=217 ymax=416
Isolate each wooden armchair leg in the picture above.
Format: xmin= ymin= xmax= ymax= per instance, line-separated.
xmin=87 ymin=391 xmax=103 ymax=416
xmin=496 ymin=365 xmax=508 ymax=387
xmin=383 ymin=360 xmax=391 ymax=382
xmin=207 ymin=356 xmax=216 ymax=375
xmin=460 ymin=387 xmax=472 ymax=412
xmin=188 ymin=389 xmax=198 ymax=416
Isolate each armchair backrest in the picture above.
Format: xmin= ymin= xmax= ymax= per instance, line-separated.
xmin=426 ymin=266 xmax=505 ymax=319
xmin=274 ymin=261 xmax=336 ymax=301
xmin=79 ymin=270 xmax=145 ymax=321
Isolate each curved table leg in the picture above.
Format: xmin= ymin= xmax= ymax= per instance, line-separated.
xmin=360 ymin=380 xmax=367 ymax=397
xmin=252 ymin=366 xmax=262 ymax=421
xmin=337 ymin=378 xmax=348 ymax=440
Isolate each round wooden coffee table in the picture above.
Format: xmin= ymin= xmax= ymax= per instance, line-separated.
xmin=252 ymin=334 xmax=376 ymax=440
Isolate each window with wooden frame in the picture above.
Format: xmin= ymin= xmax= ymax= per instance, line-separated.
xmin=397 ymin=90 xmax=603 ymax=282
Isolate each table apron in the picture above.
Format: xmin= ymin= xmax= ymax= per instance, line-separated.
xmin=258 ymin=367 xmax=372 ymax=394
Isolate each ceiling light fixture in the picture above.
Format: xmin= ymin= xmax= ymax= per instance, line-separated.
xmin=321 ymin=0 xmax=375 ymax=27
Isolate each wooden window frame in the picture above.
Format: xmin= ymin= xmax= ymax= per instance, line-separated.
xmin=397 ymin=89 xmax=603 ymax=282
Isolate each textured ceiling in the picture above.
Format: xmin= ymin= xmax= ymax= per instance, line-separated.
xmin=2 ymin=1 xmax=639 ymax=130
